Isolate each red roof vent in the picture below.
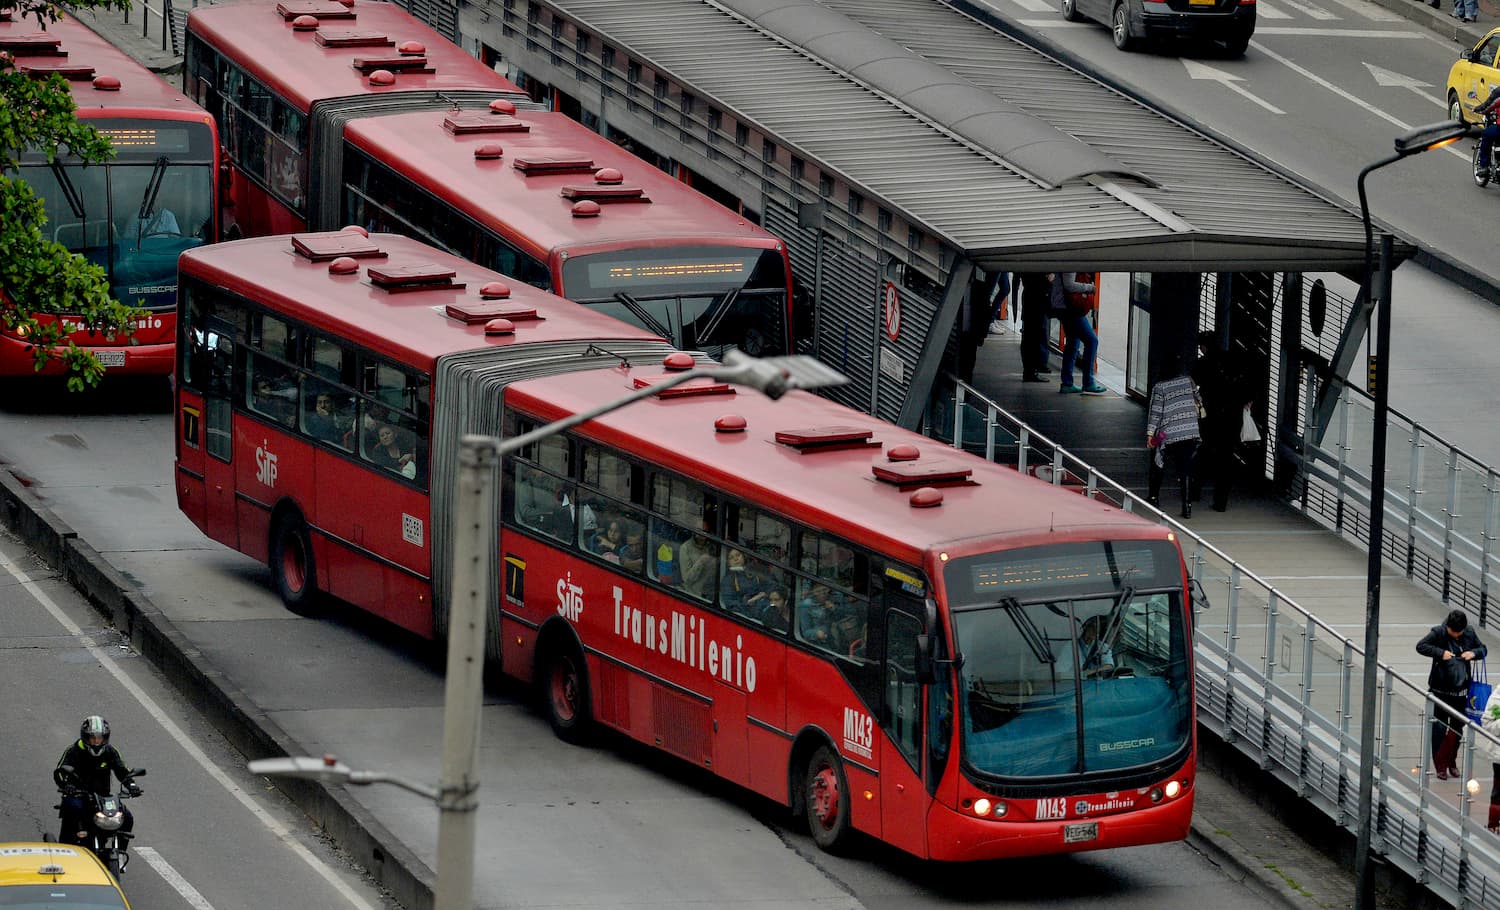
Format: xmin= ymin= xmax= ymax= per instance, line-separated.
xmin=340 ymin=224 xmax=369 ymax=237
xmin=872 ymin=459 xmax=974 ymax=490
xmin=715 ymin=414 xmax=747 ymax=434
xmin=314 ymin=30 xmax=391 ymax=47
xmin=292 ymin=231 xmax=385 ymax=261
xmin=775 ymin=426 xmax=879 ymax=453
xmin=443 ymin=112 xmax=530 ymax=135
xmin=91 ymin=75 xmax=121 ymax=91
xmin=631 ymin=375 xmax=735 ymax=398
xmin=571 ymin=200 xmax=601 ymax=218
xmin=484 ymin=318 xmax=515 ymax=336
xmin=887 ymin=444 xmax=920 ymax=462
xmin=663 ymin=352 xmax=695 ymax=371
xmin=479 ymin=281 xmax=511 ymax=300
xmin=489 ymin=98 xmax=517 ymax=115
xmin=276 ymin=1 xmax=355 ymax=21
xmin=595 ymin=167 xmax=624 ymax=185
xmin=445 ymin=301 xmax=540 ymax=324
xmin=398 ymin=40 xmax=425 ymax=55
xmin=513 ymin=156 xmax=596 ymax=175
xmin=367 ymin=69 xmax=395 ymax=86
xmin=291 ymin=14 xmax=319 ymax=30
xmin=328 ymin=257 xmax=360 ymax=275
xmin=368 ymin=263 xmax=463 ymax=293
xmin=21 ymin=62 xmax=95 ymax=80
xmin=560 ymin=184 xmax=649 ymax=204
xmin=909 ymin=488 xmax=944 ymax=509
xmin=0 ymin=33 xmax=64 ymax=55
xmin=473 ymin=142 xmax=504 ymax=161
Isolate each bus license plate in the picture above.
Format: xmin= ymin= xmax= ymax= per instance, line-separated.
xmin=97 ymin=351 xmax=126 ymax=368
xmin=1063 ymin=822 xmax=1098 ymax=844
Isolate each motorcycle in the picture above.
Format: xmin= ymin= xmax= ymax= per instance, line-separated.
xmin=1473 ymin=101 xmax=1499 ymax=188
xmin=55 ymin=766 xmax=146 ymax=877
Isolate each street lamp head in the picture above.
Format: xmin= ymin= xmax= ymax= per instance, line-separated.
xmin=712 ymin=349 xmax=848 ymax=401
xmin=1394 ymin=120 xmax=1473 ymax=157
xmin=248 ymin=754 xmax=353 ymax=784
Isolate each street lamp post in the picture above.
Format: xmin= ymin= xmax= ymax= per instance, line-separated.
xmin=1351 ymin=119 xmax=1471 ymax=910
xmin=251 ymin=349 xmax=846 ymax=910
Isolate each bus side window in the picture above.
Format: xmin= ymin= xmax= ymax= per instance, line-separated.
xmin=246 ymin=353 xmax=297 ymax=427
xmin=885 ymin=610 xmax=924 ymax=767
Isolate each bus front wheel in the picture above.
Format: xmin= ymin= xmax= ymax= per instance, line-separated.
xmin=803 ymin=745 xmax=853 ymax=852
xmin=543 ymin=645 xmax=592 ymax=744
xmin=270 ymin=514 xmax=319 ymax=615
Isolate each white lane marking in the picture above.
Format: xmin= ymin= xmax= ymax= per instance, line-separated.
xmin=1255 ymin=0 xmax=1294 ymax=19
xmin=136 ymin=848 xmax=216 ymax=910
xmin=1013 ymin=0 xmax=1058 ymax=11
xmin=0 ymin=557 xmax=376 ymax=910
xmin=1364 ymin=61 xmax=1447 ymax=109
xmin=1182 ymin=59 xmax=1287 ymax=113
xmin=1250 ymin=39 xmax=1471 ymax=161
xmin=1299 ymin=1 xmax=1341 ymax=20
xmin=1321 ymin=0 xmax=1403 ymax=21
xmin=1255 ymin=26 xmax=1426 ymax=36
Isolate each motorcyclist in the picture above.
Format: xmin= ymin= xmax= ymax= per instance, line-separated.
xmin=1468 ymin=85 xmax=1500 ymax=181
xmin=54 ymin=715 xmax=139 ymax=846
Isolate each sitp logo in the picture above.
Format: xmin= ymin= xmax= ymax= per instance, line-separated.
xmin=556 ymin=573 xmax=584 ymax=621
xmin=255 ymin=439 xmax=278 ymax=488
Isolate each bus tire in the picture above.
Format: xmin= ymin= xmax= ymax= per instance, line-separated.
xmin=270 ymin=513 xmax=319 ymax=615
xmin=803 ymin=744 xmax=853 ymax=853
xmin=543 ymin=644 xmax=592 ymax=744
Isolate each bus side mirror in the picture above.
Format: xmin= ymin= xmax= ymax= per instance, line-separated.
xmin=915 ymin=634 xmax=935 ymax=684
xmin=1189 ymin=578 xmax=1210 ymax=613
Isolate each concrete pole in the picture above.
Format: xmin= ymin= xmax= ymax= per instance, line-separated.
xmin=434 ymin=435 xmax=498 ymax=910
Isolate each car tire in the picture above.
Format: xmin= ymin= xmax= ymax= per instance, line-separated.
xmin=1112 ymin=3 xmax=1137 ymax=51
xmin=1451 ymin=92 xmax=1467 ymax=126
xmin=1222 ymin=33 xmax=1250 ymax=58
xmin=270 ymin=512 xmax=320 ymax=615
xmin=1062 ymin=0 xmax=1083 ymax=22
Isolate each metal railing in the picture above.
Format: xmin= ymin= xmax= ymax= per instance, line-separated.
xmin=121 ymin=0 xmax=180 ymax=55
xmin=927 ymin=377 xmax=1500 ymax=909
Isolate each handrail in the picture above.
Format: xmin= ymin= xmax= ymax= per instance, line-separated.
xmin=927 ymin=374 xmax=1500 ymax=908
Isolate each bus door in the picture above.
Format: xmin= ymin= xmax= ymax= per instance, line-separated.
xmin=201 ymin=320 xmax=238 ymax=547
xmin=879 ymin=577 xmax=928 ymax=857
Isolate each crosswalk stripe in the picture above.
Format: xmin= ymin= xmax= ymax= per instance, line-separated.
xmin=1012 ymin=0 xmax=1057 ymax=12
xmin=1255 ymin=1 xmax=1294 ymax=19
xmin=1320 ymin=0 xmax=1403 ymax=20
xmin=1299 ymin=1 xmax=1340 ymax=20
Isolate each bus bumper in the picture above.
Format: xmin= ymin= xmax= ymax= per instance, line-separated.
xmin=924 ymin=791 xmax=1194 ymax=861
xmin=0 ymin=335 xmax=175 ymax=377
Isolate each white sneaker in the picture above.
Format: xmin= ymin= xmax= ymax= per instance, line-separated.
xmin=988 ymin=320 xmax=1007 ymax=335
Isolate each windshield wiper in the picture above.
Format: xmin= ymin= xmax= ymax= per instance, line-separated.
xmin=611 ymin=291 xmax=675 ymax=342
xmin=49 ymin=160 xmax=86 ymax=219
xmin=137 ymin=156 xmax=168 ymax=223
xmin=695 ymin=288 xmax=738 ymax=345
xmin=1000 ymin=596 xmax=1055 ymax=665
xmin=1101 ymin=585 xmax=1134 ymax=647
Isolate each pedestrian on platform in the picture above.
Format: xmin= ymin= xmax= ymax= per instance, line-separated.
xmin=1053 ymin=272 xmax=1106 ymax=394
xmin=1018 ymin=272 xmax=1052 ymax=382
xmin=1191 ymin=330 xmax=1255 ymax=512
xmin=1418 ymin=610 xmax=1487 ymax=780
xmin=1145 ymin=354 xmax=1201 ymax=519
xmin=1479 ymin=704 xmax=1500 ymax=831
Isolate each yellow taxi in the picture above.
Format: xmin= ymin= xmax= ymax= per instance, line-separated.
xmin=0 ymin=842 xmax=131 ymax=908
xmin=1447 ymin=28 xmax=1500 ymax=124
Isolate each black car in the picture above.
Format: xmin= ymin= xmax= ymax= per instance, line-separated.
xmin=1062 ymin=0 xmax=1257 ymax=56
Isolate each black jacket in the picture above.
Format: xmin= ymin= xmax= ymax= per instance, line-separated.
xmin=54 ymin=740 xmax=133 ymax=795
xmin=1417 ymin=624 xmax=1488 ymax=696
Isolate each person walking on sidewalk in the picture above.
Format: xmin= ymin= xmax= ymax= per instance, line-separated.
xmin=1452 ymin=0 xmax=1477 ymax=23
xmin=1145 ymin=356 xmax=1201 ymax=519
xmin=1418 ymin=609 xmax=1487 ymax=780
xmin=1479 ymin=704 xmax=1500 ymax=830
xmin=1053 ymin=272 xmax=1106 ymax=394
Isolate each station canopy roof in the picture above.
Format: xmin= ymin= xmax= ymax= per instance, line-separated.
xmin=547 ymin=0 xmax=1390 ymax=273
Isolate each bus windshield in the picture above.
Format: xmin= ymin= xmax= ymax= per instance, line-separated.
xmin=19 ymin=119 xmax=215 ymax=311
xmin=561 ymin=245 xmax=788 ymax=359
xmin=944 ymin=540 xmax=1192 ymax=780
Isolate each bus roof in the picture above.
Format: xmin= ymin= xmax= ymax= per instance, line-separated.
xmin=345 ymin=109 xmax=780 ymax=259
xmin=184 ymin=0 xmax=526 ymax=112
xmin=179 ymin=232 xmax=665 ymax=368
xmin=504 ymin=368 xmax=1169 ymax=563
xmin=2 ymin=9 xmax=206 ymax=117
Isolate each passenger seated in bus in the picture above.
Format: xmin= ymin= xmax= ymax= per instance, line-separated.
xmin=758 ymin=587 xmax=791 ymax=634
xmin=617 ymin=528 xmax=646 ymax=574
xmin=371 ymin=424 xmax=417 ymax=479
xmin=132 ymin=207 xmax=181 ymax=241
xmin=1079 ymin=616 xmax=1116 ymax=677
xmin=836 ymin=604 xmax=867 ymax=660
xmin=593 ymin=519 xmax=627 ymax=562
xmin=252 ymin=374 xmax=297 ymax=425
xmin=798 ymin=582 xmax=846 ymax=650
xmin=304 ymin=392 xmax=349 ymax=445
xmin=678 ymin=533 xmax=718 ymax=601
xmin=719 ymin=547 xmax=765 ymax=615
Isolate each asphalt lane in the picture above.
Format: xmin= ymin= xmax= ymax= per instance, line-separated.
xmin=973 ymin=0 xmax=1500 ymax=288
xmin=0 ymin=523 xmax=396 ymax=910
xmin=0 ymin=382 xmax=1286 ymax=909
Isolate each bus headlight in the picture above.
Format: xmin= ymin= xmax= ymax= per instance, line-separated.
xmin=973 ymin=798 xmax=992 ymax=817
xmin=1165 ymin=780 xmax=1181 ymax=799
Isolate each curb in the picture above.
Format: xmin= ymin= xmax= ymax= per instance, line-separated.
xmin=0 ymin=466 xmax=438 ymax=910
xmin=1185 ymin=821 xmax=1313 ymax=910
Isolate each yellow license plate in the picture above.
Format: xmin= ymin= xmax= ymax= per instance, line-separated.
xmin=1188 ymin=0 xmax=1215 ymax=5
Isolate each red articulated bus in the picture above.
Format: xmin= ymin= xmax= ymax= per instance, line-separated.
xmin=1 ymin=8 xmax=218 ymax=376
xmin=175 ymin=230 xmax=1197 ymax=861
xmin=182 ymin=0 xmax=794 ymax=361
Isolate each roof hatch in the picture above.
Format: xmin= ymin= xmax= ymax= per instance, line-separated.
xmin=276 ymin=1 xmax=356 ymax=20
xmin=314 ymin=30 xmax=393 ymax=48
xmin=443 ymin=112 xmax=531 ymax=135
xmin=291 ymin=231 xmax=387 ymax=262
xmin=352 ymin=53 xmax=430 ymax=74
xmin=368 ymin=263 xmax=464 ymax=293
xmin=513 ymin=156 xmax=596 ymax=176
xmin=871 ymin=459 xmax=974 ymax=489
xmin=631 ymin=375 xmax=735 ymax=399
xmin=560 ymin=183 xmax=650 ymax=204
xmin=21 ymin=62 xmax=94 ymax=79
xmin=774 ymin=426 xmax=879 ymax=453
xmin=0 ymin=33 xmax=65 ymax=55
xmin=445 ymin=301 xmax=542 ymax=324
